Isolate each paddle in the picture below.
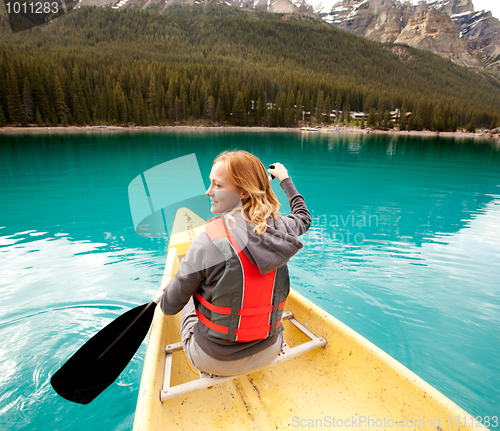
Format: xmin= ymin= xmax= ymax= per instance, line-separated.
xmin=268 ymin=164 xmax=276 ymax=180
xmin=51 ymin=296 xmax=161 ymax=404
xmin=53 ymin=157 xmax=207 ymax=404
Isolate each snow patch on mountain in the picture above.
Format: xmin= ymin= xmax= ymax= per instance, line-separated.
xmin=306 ymin=0 xmax=339 ymax=14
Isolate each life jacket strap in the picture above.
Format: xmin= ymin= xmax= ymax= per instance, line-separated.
xmin=195 ymin=292 xmax=285 ymax=317
xmin=205 ymin=216 xmax=229 ymax=240
xmin=195 ymin=308 xmax=229 ymax=335
xmin=195 ymin=308 xmax=282 ymax=338
xmin=194 ymin=292 xmax=232 ymax=315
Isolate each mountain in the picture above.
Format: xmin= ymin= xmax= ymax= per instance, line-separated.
xmin=172 ymin=0 xmax=314 ymax=15
xmin=76 ymin=0 xmax=315 ymax=16
xmin=71 ymin=0 xmax=500 ymax=76
xmin=314 ymin=0 xmax=500 ymax=76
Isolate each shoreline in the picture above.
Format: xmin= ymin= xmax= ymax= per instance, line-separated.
xmin=0 ymin=124 xmax=499 ymax=140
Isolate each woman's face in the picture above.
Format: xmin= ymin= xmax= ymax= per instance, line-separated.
xmin=206 ymin=161 xmax=248 ymax=214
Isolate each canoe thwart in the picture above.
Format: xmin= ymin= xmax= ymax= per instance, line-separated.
xmin=165 ymin=342 xmax=182 ymax=354
xmin=159 ymin=312 xmax=327 ymax=402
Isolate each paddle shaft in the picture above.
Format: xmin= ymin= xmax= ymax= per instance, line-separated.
xmin=269 ymin=164 xmax=275 ymax=180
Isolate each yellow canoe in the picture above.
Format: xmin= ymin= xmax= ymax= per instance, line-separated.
xmin=133 ymin=208 xmax=484 ymax=431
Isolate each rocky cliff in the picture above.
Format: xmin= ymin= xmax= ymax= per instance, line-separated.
xmin=320 ymin=0 xmax=411 ymax=42
xmin=422 ymin=0 xmax=500 ymax=75
xmin=449 ymin=8 xmax=500 ymax=76
xmin=318 ymin=0 xmax=500 ymax=75
xmin=394 ymin=3 xmax=483 ymax=68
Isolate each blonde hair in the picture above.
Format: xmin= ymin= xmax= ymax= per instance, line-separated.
xmin=214 ymin=150 xmax=280 ymax=235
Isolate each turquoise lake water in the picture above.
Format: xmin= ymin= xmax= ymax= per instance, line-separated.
xmin=0 ymin=130 xmax=499 ymax=430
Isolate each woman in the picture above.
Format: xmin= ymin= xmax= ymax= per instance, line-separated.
xmin=160 ymin=150 xmax=310 ymax=376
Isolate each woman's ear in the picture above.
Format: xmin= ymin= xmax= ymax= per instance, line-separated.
xmin=240 ymin=191 xmax=250 ymax=200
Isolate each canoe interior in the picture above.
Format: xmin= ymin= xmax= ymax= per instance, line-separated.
xmin=133 ymin=209 xmax=481 ymax=431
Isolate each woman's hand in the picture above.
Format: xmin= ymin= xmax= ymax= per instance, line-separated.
xmin=268 ymin=163 xmax=289 ymax=181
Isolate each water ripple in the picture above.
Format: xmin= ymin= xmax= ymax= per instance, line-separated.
xmin=0 ymin=299 xmax=146 ymax=330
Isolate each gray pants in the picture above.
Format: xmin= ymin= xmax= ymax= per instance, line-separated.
xmin=181 ymin=298 xmax=283 ymax=376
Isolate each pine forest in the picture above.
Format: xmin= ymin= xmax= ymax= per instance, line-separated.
xmin=1 ymin=3 xmax=500 ymax=131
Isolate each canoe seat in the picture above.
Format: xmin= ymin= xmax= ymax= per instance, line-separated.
xmin=160 ymin=311 xmax=327 ymax=402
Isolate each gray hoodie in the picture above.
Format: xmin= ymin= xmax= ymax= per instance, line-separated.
xmin=160 ymin=177 xmax=311 ymax=360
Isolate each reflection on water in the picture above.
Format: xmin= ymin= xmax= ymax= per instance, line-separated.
xmin=0 ymin=130 xmax=499 ymax=430
xmin=0 ymin=228 xmax=162 ymax=431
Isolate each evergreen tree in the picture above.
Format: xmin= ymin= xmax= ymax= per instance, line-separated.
xmin=399 ymin=105 xmax=407 ymax=131
xmin=201 ymin=83 xmax=209 ymax=121
xmin=206 ymin=95 xmax=215 ymax=123
xmin=285 ymin=90 xmax=295 ymax=126
xmin=116 ymin=82 xmax=128 ymax=125
xmin=449 ymin=115 xmax=458 ymax=132
xmin=0 ymin=106 xmax=6 ymax=126
xmin=219 ymin=80 xmax=230 ymax=122
xmin=277 ymin=92 xmax=286 ymax=127
xmin=173 ymin=96 xmax=180 ymax=122
xmin=408 ymin=109 xmax=422 ymax=131
xmin=71 ymin=65 xmax=90 ymax=125
xmin=30 ymin=67 xmax=53 ymax=125
xmin=343 ymin=100 xmax=350 ymax=124
xmin=376 ymin=102 xmax=384 ymax=128
xmin=316 ymin=89 xmax=324 ymax=123
xmin=335 ymin=93 xmax=342 ymax=124
xmin=383 ymin=110 xmax=390 ymax=129
xmin=367 ymin=108 xmax=376 ymax=128
xmin=54 ymin=75 xmax=70 ymax=125
xmin=23 ymin=77 xmax=34 ymax=123
xmin=180 ymin=85 xmax=187 ymax=122
xmin=255 ymin=96 xmax=264 ymax=125
xmin=363 ymin=93 xmax=374 ymax=115
xmin=108 ymin=84 xmax=118 ymax=124
xmin=433 ymin=112 xmax=445 ymax=132
xmin=148 ymin=77 xmax=159 ymax=124
xmin=140 ymin=96 xmax=149 ymax=125
xmin=6 ymin=67 xmax=28 ymax=126
xmin=490 ymin=115 xmax=498 ymax=130
xmin=35 ymin=109 xmax=43 ymax=126
xmin=421 ymin=100 xmax=433 ymax=130
xmin=324 ymin=95 xmax=331 ymax=124
xmin=295 ymin=90 xmax=303 ymax=124
xmin=190 ymin=78 xmax=197 ymax=119
xmin=266 ymin=98 xmax=274 ymax=127
xmin=215 ymin=97 xmax=222 ymax=124
xmin=166 ymin=78 xmax=175 ymax=122
xmin=132 ymin=85 xmax=141 ymax=125
xmin=467 ymin=116 xmax=476 ymax=133
xmin=232 ymin=91 xmax=246 ymax=126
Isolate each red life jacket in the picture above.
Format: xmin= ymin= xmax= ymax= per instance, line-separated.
xmin=194 ymin=216 xmax=289 ymax=343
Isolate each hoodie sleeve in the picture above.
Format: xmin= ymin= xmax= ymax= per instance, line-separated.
xmin=280 ymin=177 xmax=311 ymax=236
xmin=160 ymin=233 xmax=209 ymax=315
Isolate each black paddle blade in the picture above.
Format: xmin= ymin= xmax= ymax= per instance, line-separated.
xmin=51 ymin=301 xmax=157 ymax=405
